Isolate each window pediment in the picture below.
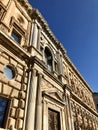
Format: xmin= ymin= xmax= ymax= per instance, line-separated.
xmin=43 ymin=89 xmax=65 ymax=105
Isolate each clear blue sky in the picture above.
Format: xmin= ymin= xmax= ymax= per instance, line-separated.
xmin=29 ymin=0 xmax=98 ymax=92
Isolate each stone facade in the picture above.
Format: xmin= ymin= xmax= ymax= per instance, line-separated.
xmin=93 ymin=93 xmax=98 ymax=112
xmin=0 ymin=0 xmax=98 ymax=130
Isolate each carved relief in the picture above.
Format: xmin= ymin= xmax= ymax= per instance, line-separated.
xmin=41 ymin=79 xmax=53 ymax=91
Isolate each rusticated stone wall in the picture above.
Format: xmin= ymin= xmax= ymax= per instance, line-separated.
xmin=0 ymin=45 xmax=28 ymax=129
xmin=71 ymin=100 xmax=98 ymax=130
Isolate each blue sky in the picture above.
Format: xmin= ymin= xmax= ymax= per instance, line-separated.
xmin=29 ymin=0 xmax=98 ymax=92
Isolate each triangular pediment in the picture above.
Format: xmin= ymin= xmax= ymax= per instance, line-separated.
xmin=43 ymin=89 xmax=64 ymax=102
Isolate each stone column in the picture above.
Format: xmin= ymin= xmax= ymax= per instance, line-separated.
xmin=25 ymin=69 xmax=37 ymax=130
xmin=32 ymin=23 xmax=38 ymax=48
xmin=35 ymin=73 xmax=43 ymax=130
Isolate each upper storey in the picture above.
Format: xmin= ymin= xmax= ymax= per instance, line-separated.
xmin=0 ymin=0 xmax=96 ymax=111
xmin=0 ymin=0 xmax=32 ymax=47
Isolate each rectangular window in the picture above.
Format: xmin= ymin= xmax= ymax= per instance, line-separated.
xmin=11 ymin=29 xmax=21 ymax=43
xmin=0 ymin=98 xmax=9 ymax=128
xmin=48 ymin=108 xmax=60 ymax=130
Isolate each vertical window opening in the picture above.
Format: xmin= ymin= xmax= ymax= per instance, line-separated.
xmin=44 ymin=47 xmax=53 ymax=72
xmin=11 ymin=29 xmax=21 ymax=43
xmin=0 ymin=98 xmax=9 ymax=128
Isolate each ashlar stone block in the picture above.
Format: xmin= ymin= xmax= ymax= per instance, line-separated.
xmin=3 ymin=84 xmax=12 ymax=95
xmin=0 ymin=63 xmax=4 ymax=73
xmin=10 ymin=58 xmax=17 ymax=66
xmin=8 ymin=118 xmax=16 ymax=129
xmin=19 ymin=91 xmax=26 ymax=99
xmin=0 ymin=72 xmax=8 ymax=84
xmin=11 ymin=89 xmax=19 ymax=98
xmin=12 ymin=98 xmax=19 ymax=108
xmin=9 ymin=80 xmax=21 ymax=90
xmin=16 ymin=75 xmax=22 ymax=82
xmin=17 ymin=68 xmax=23 ymax=75
xmin=16 ymin=108 xmax=24 ymax=118
xmin=19 ymin=99 xmax=25 ymax=108
xmin=0 ymin=56 xmax=9 ymax=65
xmin=16 ymin=119 xmax=23 ymax=129
xmin=10 ymin=108 xmax=16 ymax=117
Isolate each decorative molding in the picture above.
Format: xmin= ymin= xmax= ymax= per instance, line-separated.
xmin=10 ymin=16 xmax=26 ymax=36
xmin=42 ymin=89 xmax=66 ymax=106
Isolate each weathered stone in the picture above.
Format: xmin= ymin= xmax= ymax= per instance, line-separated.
xmin=11 ymin=89 xmax=19 ymax=98
xmin=16 ymin=75 xmax=22 ymax=82
xmin=9 ymin=80 xmax=21 ymax=90
xmin=19 ymin=99 xmax=25 ymax=108
xmin=16 ymin=108 xmax=24 ymax=118
xmin=16 ymin=119 xmax=23 ymax=129
xmin=10 ymin=108 xmax=16 ymax=117
xmin=19 ymin=91 xmax=26 ymax=99
xmin=0 ymin=63 xmax=4 ymax=72
xmin=12 ymin=98 xmax=19 ymax=108
xmin=3 ymin=84 xmax=12 ymax=95
xmin=10 ymin=58 xmax=17 ymax=66
xmin=8 ymin=118 xmax=16 ymax=128
xmin=0 ymin=56 xmax=9 ymax=65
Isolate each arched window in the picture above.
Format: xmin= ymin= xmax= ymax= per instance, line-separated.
xmin=44 ymin=47 xmax=53 ymax=72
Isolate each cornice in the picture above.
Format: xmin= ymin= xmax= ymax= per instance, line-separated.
xmin=31 ymin=9 xmax=67 ymax=54
xmin=16 ymin=1 xmax=67 ymax=59
xmin=64 ymin=54 xmax=93 ymax=93
xmin=17 ymin=0 xmax=32 ymax=14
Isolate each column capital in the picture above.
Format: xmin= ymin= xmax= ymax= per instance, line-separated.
xmin=31 ymin=68 xmax=37 ymax=75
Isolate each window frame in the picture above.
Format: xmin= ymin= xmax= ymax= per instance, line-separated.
xmin=0 ymin=96 xmax=10 ymax=129
xmin=10 ymin=16 xmax=26 ymax=45
xmin=44 ymin=47 xmax=53 ymax=72
xmin=3 ymin=65 xmax=16 ymax=80
xmin=11 ymin=29 xmax=22 ymax=44
xmin=42 ymin=91 xmax=65 ymax=130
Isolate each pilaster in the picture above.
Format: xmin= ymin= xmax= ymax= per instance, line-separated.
xmin=25 ymin=69 xmax=37 ymax=130
xmin=35 ymin=73 xmax=43 ymax=130
xmin=32 ymin=23 xmax=38 ymax=48
xmin=64 ymin=85 xmax=74 ymax=130
xmin=37 ymin=27 xmax=42 ymax=50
